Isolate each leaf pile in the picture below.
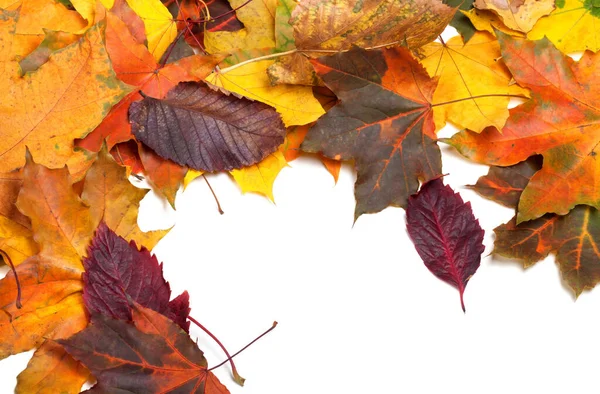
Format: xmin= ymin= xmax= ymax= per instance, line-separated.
xmin=1 ymin=0 xmax=600 ymax=390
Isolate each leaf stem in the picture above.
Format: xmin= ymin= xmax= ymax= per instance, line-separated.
xmin=208 ymin=321 xmax=278 ymax=372
xmin=0 ymin=252 xmax=22 ymax=309
xmin=188 ymin=315 xmax=244 ymax=385
xmin=430 ymin=94 xmax=529 ymax=108
xmin=217 ymin=40 xmax=407 ymax=75
xmin=202 ymin=174 xmax=224 ymax=215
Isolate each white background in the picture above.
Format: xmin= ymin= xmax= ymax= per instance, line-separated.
xmin=2 ymin=33 xmax=600 ymax=394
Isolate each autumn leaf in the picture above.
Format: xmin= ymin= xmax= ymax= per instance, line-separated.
xmin=291 ymin=0 xmax=456 ymax=51
xmin=0 ymin=169 xmax=38 ymax=266
xmin=231 ymin=150 xmax=288 ymax=201
xmin=444 ymin=0 xmax=477 ymax=41
xmin=463 ymin=8 xmax=526 ymax=37
xmin=473 ymin=0 xmax=554 ymax=33
xmin=528 ymin=0 xmax=600 ymax=53
xmin=177 ymin=0 xmax=244 ymax=48
xmin=469 ymin=156 xmax=542 ymax=207
xmin=406 ymin=178 xmax=485 ymax=312
xmin=18 ymin=29 xmax=80 ymax=74
xmin=473 ymin=159 xmax=600 ymax=297
xmin=77 ymin=8 xmax=224 ymax=152
xmin=81 ymin=147 xmax=169 ymax=249
xmin=130 ymin=81 xmax=286 ymax=172
xmin=138 ymin=144 xmax=188 ymax=208
xmin=204 ymin=0 xmax=325 ymax=127
xmin=83 ymin=222 xmax=190 ymax=331
xmin=301 ymin=46 xmax=442 ymax=219
xmin=125 ymin=0 xmax=177 ymax=60
xmin=0 ymin=11 xmax=130 ymax=172
xmin=58 ymin=302 xmax=230 ymax=394
xmin=417 ymin=32 xmax=528 ymax=132
xmin=445 ymin=32 xmax=600 ymax=223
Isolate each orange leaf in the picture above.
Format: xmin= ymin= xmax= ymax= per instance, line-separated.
xmin=139 ymin=145 xmax=187 ymax=208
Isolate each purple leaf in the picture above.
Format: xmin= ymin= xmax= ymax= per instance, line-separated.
xmin=129 ymin=81 xmax=286 ymax=172
xmin=83 ymin=222 xmax=190 ymax=331
xmin=406 ymin=178 xmax=485 ymax=312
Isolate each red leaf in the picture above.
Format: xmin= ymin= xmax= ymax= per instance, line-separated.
xmin=58 ymin=302 xmax=229 ymax=394
xmin=406 ymin=178 xmax=485 ymax=312
xmin=83 ymin=223 xmax=190 ymax=332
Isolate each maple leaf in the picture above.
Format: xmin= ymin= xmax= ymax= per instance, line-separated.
xmin=528 ymin=0 xmax=600 ymax=53
xmin=473 ymin=0 xmax=555 ymax=33
xmin=445 ymin=33 xmax=600 ymax=223
xmin=177 ymin=0 xmax=244 ymax=48
xmin=301 ymin=46 xmax=442 ymax=219
xmin=290 ymin=0 xmax=456 ymax=51
xmin=417 ymin=32 xmax=528 ymax=132
xmin=473 ymin=158 xmax=600 ymax=297
xmin=406 ymin=178 xmax=485 ymax=312
xmin=130 ymin=81 xmax=287 ymax=172
xmin=18 ymin=29 xmax=80 ymax=74
xmin=58 ymin=302 xmax=230 ymax=394
xmin=463 ymin=8 xmax=527 ymax=37
xmin=0 ymin=11 xmax=130 ymax=173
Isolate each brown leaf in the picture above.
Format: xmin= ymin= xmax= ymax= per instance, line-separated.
xmin=130 ymin=82 xmax=286 ymax=172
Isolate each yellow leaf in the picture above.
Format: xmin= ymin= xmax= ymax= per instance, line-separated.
xmin=528 ymin=0 xmax=600 ymax=53
xmin=204 ymin=0 xmax=324 ymax=126
xmin=16 ymin=341 xmax=89 ymax=394
xmin=204 ymin=0 xmax=277 ymax=53
xmin=0 ymin=13 xmax=130 ymax=172
xmin=463 ymin=9 xmax=525 ymax=37
xmin=82 ymin=148 xmax=170 ymax=250
xmin=231 ymin=150 xmax=287 ymax=201
xmin=126 ymin=0 xmax=177 ymax=60
xmin=473 ymin=0 xmax=554 ymax=33
xmin=418 ymin=32 xmax=528 ymax=132
xmin=183 ymin=169 xmax=204 ymax=190
xmin=15 ymin=153 xmax=93 ymax=268
xmin=207 ymin=60 xmax=325 ymax=126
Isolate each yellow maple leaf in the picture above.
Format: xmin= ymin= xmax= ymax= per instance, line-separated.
xmin=231 ymin=150 xmax=288 ymax=201
xmin=418 ymin=32 xmax=528 ymax=132
xmin=528 ymin=0 xmax=600 ymax=53
xmin=0 ymin=12 xmax=130 ymax=172
xmin=463 ymin=9 xmax=526 ymax=37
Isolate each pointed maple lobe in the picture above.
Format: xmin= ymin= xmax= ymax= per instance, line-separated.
xmin=302 ymin=46 xmax=442 ymax=218
xmin=83 ymin=223 xmax=190 ymax=332
xmin=406 ymin=178 xmax=485 ymax=311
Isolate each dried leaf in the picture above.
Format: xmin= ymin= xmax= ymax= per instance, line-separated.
xmin=528 ymin=0 xmax=600 ymax=53
xmin=445 ymin=33 xmax=600 ymax=223
xmin=59 ymin=303 xmax=229 ymax=394
xmin=125 ymin=0 xmax=177 ymax=60
xmin=473 ymin=0 xmax=555 ymax=33
xmin=417 ymin=32 xmax=528 ymax=132
xmin=83 ymin=222 xmax=190 ymax=331
xmin=130 ymin=82 xmax=286 ymax=172
xmin=406 ymin=178 xmax=485 ymax=311
xmin=291 ymin=0 xmax=456 ymax=51
xmin=302 ymin=47 xmax=442 ymax=219
xmin=231 ymin=150 xmax=288 ymax=201
xmin=0 ymin=12 xmax=130 ymax=172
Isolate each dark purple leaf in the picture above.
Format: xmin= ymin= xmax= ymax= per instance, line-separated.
xmin=83 ymin=222 xmax=190 ymax=332
xmin=129 ymin=81 xmax=286 ymax=172
xmin=406 ymin=178 xmax=485 ymax=312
